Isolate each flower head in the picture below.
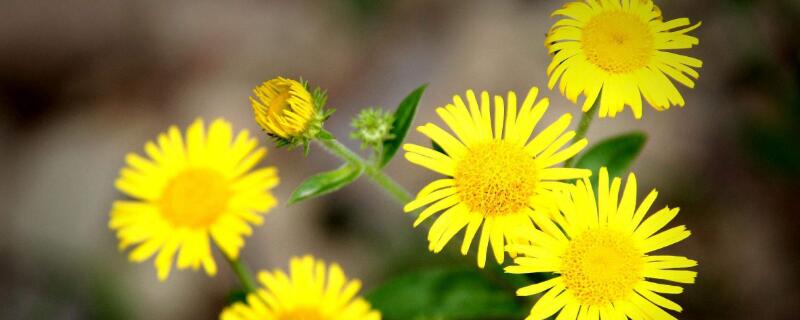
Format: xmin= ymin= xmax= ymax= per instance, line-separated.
xmin=251 ymin=77 xmax=331 ymax=150
xmin=403 ymin=87 xmax=590 ymax=268
xmin=220 ymin=255 xmax=381 ymax=320
xmin=110 ymin=118 xmax=279 ymax=280
xmin=506 ymin=168 xmax=697 ymax=320
xmin=546 ymin=0 xmax=702 ymax=118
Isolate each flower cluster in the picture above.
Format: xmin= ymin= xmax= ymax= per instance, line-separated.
xmin=106 ymin=0 xmax=702 ymax=319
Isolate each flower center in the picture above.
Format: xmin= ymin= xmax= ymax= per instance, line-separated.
xmin=277 ymin=308 xmax=326 ymax=320
xmin=160 ymin=169 xmax=230 ymax=229
xmin=269 ymin=89 xmax=291 ymax=115
xmin=560 ymin=227 xmax=644 ymax=306
xmin=581 ymin=11 xmax=654 ymax=74
xmin=454 ymin=141 xmax=538 ymax=216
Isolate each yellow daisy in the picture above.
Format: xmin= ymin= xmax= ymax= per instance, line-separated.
xmin=546 ymin=0 xmax=702 ymax=118
xmin=251 ymin=77 xmax=317 ymax=139
xmin=220 ymin=255 xmax=381 ymax=320
xmin=403 ymin=87 xmax=591 ymax=268
xmin=506 ymin=168 xmax=697 ymax=320
xmin=110 ymin=118 xmax=279 ymax=281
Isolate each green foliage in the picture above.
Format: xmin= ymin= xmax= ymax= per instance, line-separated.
xmin=225 ymin=289 xmax=248 ymax=306
xmin=431 ymin=140 xmax=446 ymax=155
xmin=366 ymin=266 xmax=528 ymax=320
xmin=379 ymin=84 xmax=428 ymax=168
xmin=575 ymin=132 xmax=647 ymax=186
xmin=288 ymin=164 xmax=364 ymax=205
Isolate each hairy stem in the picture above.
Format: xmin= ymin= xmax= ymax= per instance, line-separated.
xmin=565 ymin=99 xmax=600 ymax=167
xmin=316 ymin=138 xmax=413 ymax=204
xmin=225 ymin=256 xmax=258 ymax=293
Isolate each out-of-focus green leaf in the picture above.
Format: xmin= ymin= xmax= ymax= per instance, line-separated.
xmin=366 ymin=266 xmax=527 ymax=320
xmin=380 ymin=84 xmax=427 ymax=168
xmin=288 ymin=164 xmax=364 ymax=205
xmin=575 ymin=132 xmax=647 ymax=186
xmin=225 ymin=289 xmax=248 ymax=306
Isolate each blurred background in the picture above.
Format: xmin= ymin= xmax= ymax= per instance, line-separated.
xmin=1 ymin=0 xmax=799 ymax=319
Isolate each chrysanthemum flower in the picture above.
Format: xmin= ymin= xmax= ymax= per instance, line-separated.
xmin=403 ymin=87 xmax=590 ymax=268
xmin=546 ymin=0 xmax=702 ymax=118
xmin=220 ymin=255 xmax=381 ymax=320
xmin=251 ymin=77 xmax=319 ymax=141
xmin=506 ymin=168 xmax=697 ymax=320
xmin=109 ymin=118 xmax=279 ymax=281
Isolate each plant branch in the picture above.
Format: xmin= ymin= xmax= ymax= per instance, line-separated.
xmin=225 ymin=256 xmax=258 ymax=293
xmin=316 ymin=138 xmax=413 ymax=204
xmin=565 ymin=99 xmax=600 ymax=167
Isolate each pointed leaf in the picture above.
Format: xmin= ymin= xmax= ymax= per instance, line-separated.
xmin=575 ymin=131 xmax=647 ymax=185
xmin=431 ymin=140 xmax=446 ymax=155
xmin=288 ymin=164 xmax=365 ymax=205
xmin=317 ymin=129 xmax=334 ymax=140
xmin=380 ymin=84 xmax=428 ymax=168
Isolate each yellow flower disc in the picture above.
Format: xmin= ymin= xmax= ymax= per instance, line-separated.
xmin=560 ymin=227 xmax=643 ymax=306
xmin=455 ymin=141 xmax=538 ymax=217
xmin=581 ymin=11 xmax=654 ymax=74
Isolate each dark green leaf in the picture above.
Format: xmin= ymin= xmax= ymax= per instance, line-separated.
xmin=574 ymin=131 xmax=647 ymax=186
xmin=431 ymin=140 xmax=445 ymax=155
xmin=225 ymin=289 xmax=248 ymax=306
xmin=288 ymin=164 xmax=364 ymax=205
xmin=366 ymin=267 xmax=527 ymax=320
xmin=379 ymin=84 xmax=428 ymax=168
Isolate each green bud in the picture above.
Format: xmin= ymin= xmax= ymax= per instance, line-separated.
xmin=350 ymin=108 xmax=395 ymax=152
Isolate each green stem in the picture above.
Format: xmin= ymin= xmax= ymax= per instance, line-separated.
xmin=364 ymin=166 xmax=413 ymax=203
xmin=316 ymin=138 xmax=413 ymax=204
xmin=564 ymin=99 xmax=600 ymax=167
xmin=225 ymin=256 xmax=258 ymax=293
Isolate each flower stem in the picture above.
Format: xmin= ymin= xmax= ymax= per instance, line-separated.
xmin=564 ymin=99 xmax=600 ymax=167
xmin=225 ymin=256 xmax=258 ymax=293
xmin=316 ymin=138 xmax=413 ymax=204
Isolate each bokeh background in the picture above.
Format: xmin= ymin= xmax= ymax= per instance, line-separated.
xmin=1 ymin=0 xmax=799 ymax=319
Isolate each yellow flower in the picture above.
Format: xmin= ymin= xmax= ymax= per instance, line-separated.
xmin=403 ymin=87 xmax=590 ymax=268
xmin=506 ymin=168 xmax=697 ymax=320
xmin=109 ymin=118 xmax=279 ymax=281
xmin=220 ymin=255 xmax=381 ymax=320
xmin=546 ymin=0 xmax=702 ymax=119
xmin=251 ymin=77 xmax=318 ymax=139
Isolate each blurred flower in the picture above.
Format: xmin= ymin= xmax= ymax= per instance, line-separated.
xmin=506 ymin=168 xmax=697 ymax=320
xmin=403 ymin=87 xmax=590 ymax=268
xmin=350 ymin=107 xmax=395 ymax=152
xmin=545 ymin=0 xmax=702 ymax=119
xmin=250 ymin=77 xmax=332 ymax=152
xmin=109 ymin=118 xmax=279 ymax=281
xmin=220 ymin=255 xmax=381 ymax=320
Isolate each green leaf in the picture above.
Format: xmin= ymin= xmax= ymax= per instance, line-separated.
xmin=317 ymin=128 xmax=334 ymax=140
xmin=288 ymin=164 xmax=365 ymax=205
xmin=431 ymin=140 xmax=445 ymax=155
xmin=574 ymin=131 xmax=647 ymax=186
xmin=379 ymin=84 xmax=428 ymax=168
xmin=366 ymin=267 xmax=527 ymax=320
xmin=224 ymin=289 xmax=248 ymax=306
